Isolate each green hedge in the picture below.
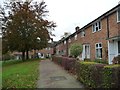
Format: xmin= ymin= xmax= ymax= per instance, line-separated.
xmin=76 ymin=61 xmax=120 ymax=88
xmin=52 ymin=56 xmax=120 ymax=88
xmin=52 ymin=56 xmax=76 ymax=74
xmin=102 ymin=65 xmax=120 ymax=88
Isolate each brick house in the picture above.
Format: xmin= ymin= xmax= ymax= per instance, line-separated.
xmin=36 ymin=42 xmax=56 ymax=58
xmin=55 ymin=4 xmax=120 ymax=64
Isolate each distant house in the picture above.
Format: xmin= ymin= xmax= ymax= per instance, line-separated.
xmin=55 ymin=4 xmax=120 ymax=64
xmin=36 ymin=42 xmax=56 ymax=58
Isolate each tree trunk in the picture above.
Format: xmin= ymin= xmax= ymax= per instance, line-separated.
xmin=26 ymin=50 xmax=29 ymax=60
xmin=22 ymin=51 xmax=25 ymax=61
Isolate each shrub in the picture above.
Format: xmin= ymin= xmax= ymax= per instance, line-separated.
xmin=75 ymin=61 xmax=120 ymax=88
xmin=94 ymin=59 xmax=108 ymax=64
xmin=52 ymin=56 xmax=120 ymax=88
xmin=112 ymin=55 xmax=120 ymax=64
xmin=2 ymin=53 xmax=15 ymax=61
xmin=102 ymin=65 xmax=120 ymax=88
xmin=52 ymin=56 xmax=76 ymax=74
xmin=76 ymin=61 xmax=104 ymax=88
xmin=70 ymin=43 xmax=83 ymax=58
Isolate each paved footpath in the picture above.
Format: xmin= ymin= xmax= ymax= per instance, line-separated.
xmin=37 ymin=60 xmax=85 ymax=88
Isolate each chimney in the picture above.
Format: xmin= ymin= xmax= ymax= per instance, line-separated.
xmin=75 ymin=26 xmax=80 ymax=31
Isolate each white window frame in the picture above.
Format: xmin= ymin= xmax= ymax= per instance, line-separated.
xmin=64 ymin=40 xmax=66 ymax=45
xmin=69 ymin=38 xmax=71 ymax=43
xmin=92 ymin=21 xmax=101 ymax=33
xmin=75 ymin=34 xmax=77 ymax=40
xmin=95 ymin=43 xmax=102 ymax=59
xmin=117 ymin=7 xmax=120 ymax=23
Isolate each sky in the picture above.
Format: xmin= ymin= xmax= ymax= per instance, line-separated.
xmin=0 ymin=0 xmax=120 ymax=41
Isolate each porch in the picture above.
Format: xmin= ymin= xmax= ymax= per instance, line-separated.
xmin=108 ymin=36 xmax=120 ymax=64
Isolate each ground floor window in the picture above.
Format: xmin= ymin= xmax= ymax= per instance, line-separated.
xmin=95 ymin=43 xmax=102 ymax=59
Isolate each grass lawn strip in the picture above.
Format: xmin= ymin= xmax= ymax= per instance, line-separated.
xmin=2 ymin=59 xmax=40 ymax=88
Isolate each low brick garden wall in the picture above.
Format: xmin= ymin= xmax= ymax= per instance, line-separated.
xmin=52 ymin=56 xmax=120 ymax=88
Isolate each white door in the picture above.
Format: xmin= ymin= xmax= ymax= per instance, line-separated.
xmin=108 ymin=40 xmax=118 ymax=64
xmin=85 ymin=45 xmax=90 ymax=59
xmin=82 ymin=44 xmax=90 ymax=60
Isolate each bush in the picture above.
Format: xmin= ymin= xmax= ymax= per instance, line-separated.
xmin=94 ymin=59 xmax=108 ymax=64
xmin=52 ymin=56 xmax=76 ymax=74
xmin=75 ymin=61 xmax=120 ymax=88
xmin=112 ymin=55 xmax=120 ymax=64
xmin=52 ymin=56 xmax=120 ymax=88
xmin=102 ymin=65 xmax=120 ymax=88
xmin=70 ymin=43 xmax=83 ymax=58
xmin=2 ymin=53 xmax=15 ymax=61
xmin=76 ymin=61 xmax=105 ymax=88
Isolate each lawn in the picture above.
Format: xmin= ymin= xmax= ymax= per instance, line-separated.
xmin=2 ymin=59 xmax=40 ymax=88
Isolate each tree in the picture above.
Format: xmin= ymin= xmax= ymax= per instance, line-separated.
xmin=1 ymin=0 xmax=56 ymax=60
xmin=70 ymin=43 xmax=83 ymax=58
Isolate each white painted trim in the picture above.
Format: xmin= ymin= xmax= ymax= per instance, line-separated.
xmin=92 ymin=20 xmax=102 ymax=33
xmin=82 ymin=44 xmax=90 ymax=60
xmin=95 ymin=42 xmax=102 ymax=59
xmin=108 ymin=40 xmax=119 ymax=64
xmin=117 ymin=10 xmax=120 ymax=23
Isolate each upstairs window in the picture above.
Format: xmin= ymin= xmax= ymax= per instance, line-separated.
xmin=117 ymin=6 xmax=120 ymax=22
xmin=92 ymin=21 xmax=101 ymax=33
xmin=64 ymin=41 xmax=66 ymax=45
xmin=68 ymin=38 xmax=71 ymax=43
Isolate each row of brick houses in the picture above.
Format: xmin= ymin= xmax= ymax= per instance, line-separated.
xmin=11 ymin=4 xmax=120 ymax=64
xmin=53 ymin=4 xmax=120 ymax=64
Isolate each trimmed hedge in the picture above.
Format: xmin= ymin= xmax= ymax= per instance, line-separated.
xmin=76 ymin=61 xmax=120 ymax=88
xmin=52 ymin=56 xmax=120 ymax=88
xmin=102 ymin=65 xmax=120 ymax=88
xmin=52 ymin=56 xmax=76 ymax=74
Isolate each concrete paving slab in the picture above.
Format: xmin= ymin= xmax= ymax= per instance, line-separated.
xmin=37 ymin=60 xmax=85 ymax=88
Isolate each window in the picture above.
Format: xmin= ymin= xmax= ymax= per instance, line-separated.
xmin=64 ymin=41 xmax=66 ymax=44
xmin=92 ymin=21 xmax=101 ymax=32
xmin=81 ymin=31 xmax=85 ymax=37
xmin=69 ymin=38 xmax=71 ymax=43
xmin=117 ymin=6 xmax=120 ymax=22
xmin=95 ymin=43 xmax=102 ymax=59
xmin=75 ymin=34 xmax=77 ymax=40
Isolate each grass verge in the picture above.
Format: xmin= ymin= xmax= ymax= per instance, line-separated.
xmin=2 ymin=59 xmax=40 ymax=88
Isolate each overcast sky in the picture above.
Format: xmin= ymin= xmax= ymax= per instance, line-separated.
xmin=0 ymin=0 xmax=120 ymax=41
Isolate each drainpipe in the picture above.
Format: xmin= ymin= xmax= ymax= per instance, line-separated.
xmin=106 ymin=16 xmax=110 ymax=64
xmin=107 ymin=16 xmax=110 ymax=39
xmin=66 ymin=39 xmax=68 ymax=57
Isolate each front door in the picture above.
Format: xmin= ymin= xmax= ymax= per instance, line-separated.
xmin=108 ymin=40 xmax=119 ymax=64
xmin=85 ymin=45 xmax=90 ymax=59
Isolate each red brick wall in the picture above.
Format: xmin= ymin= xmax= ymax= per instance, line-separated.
xmin=109 ymin=12 xmax=119 ymax=38
xmin=56 ymin=11 xmax=119 ymax=61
